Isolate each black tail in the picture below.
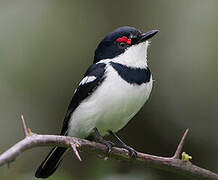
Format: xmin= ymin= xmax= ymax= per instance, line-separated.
xmin=35 ymin=147 xmax=67 ymax=178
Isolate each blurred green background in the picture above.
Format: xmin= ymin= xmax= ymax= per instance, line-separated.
xmin=0 ymin=0 xmax=218 ymax=179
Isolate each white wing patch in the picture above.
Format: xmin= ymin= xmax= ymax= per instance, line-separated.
xmin=74 ymin=76 xmax=97 ymax=94
xmin=79 ymin=76 xmax=96 ymax=86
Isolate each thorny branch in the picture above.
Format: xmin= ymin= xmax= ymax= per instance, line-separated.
xmin=0 ymin=116 xmax=217 ymax=179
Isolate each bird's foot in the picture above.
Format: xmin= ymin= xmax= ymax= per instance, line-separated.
xmin=93 ymin=127 xmax=115 ymax=155
xmin=99 ymin=139 xmax=115 ymax=155
xmin=120 ymin=143 xmax=137 ymax=158
xmin=108 ymin=130 xmax=137 ymax=158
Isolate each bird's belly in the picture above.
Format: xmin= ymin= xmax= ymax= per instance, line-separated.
xmin=95 ymin=82 xmax=152 ymax=134
xmin=68 ymin=73 xmax=152 ymax=138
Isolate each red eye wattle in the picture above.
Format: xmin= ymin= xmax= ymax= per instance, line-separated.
xmin=116 ymin=36 xmax=131 ymax=45
xmin=126 ymin=39 xmax=131 ymax=45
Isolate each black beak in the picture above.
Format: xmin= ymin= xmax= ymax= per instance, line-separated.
xmin=139 ymin=30 xmax=159 ymax=43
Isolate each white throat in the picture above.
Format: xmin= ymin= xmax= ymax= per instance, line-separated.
xmin=99 ymin=41 xmax=149 ymax=68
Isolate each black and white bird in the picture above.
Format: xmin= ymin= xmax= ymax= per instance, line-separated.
xmin=35 ymin=26 xmax=158 ymax=178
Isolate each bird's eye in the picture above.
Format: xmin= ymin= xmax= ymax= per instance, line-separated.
xmin=116 ymin=36 xmax=131 ymax=49
xmin=119 ymin=42 xmax=127 ymax=48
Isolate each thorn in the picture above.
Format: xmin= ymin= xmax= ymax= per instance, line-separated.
xmin=27 ymin=128 xmax=35 ymax=135
xmin=21 ymin=115 xmax=29 ymax=137
xmin=172 ymin=129 xmax=189 ymax=159
xmin=71 ymin=143 xmax=82 ymax=161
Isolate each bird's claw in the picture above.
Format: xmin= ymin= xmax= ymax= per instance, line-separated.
xmin=102 ymin=140 xmax=115 ymax=155
xmin=123 ymin=145 xmax=137 ymax=158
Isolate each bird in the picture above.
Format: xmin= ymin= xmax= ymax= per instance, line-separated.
xmin=35 ymin=26 xmax=158 ymax=178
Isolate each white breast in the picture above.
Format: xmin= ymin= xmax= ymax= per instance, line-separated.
xmin=68 ymin=64 xmax=153 ymax=138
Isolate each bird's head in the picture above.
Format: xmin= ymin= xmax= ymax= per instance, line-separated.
xmin=94 ymin=26 xmax=158 ymax=67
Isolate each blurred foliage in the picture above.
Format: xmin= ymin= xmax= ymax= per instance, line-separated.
xmin=0 ymin=0 xmax=218 ymax=179
xmin=16 ymin=172 xmax=73 ymax=180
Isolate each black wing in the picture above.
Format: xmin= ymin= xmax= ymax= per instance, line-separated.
xmin=60 ymin=63 xmax=106 ymax=135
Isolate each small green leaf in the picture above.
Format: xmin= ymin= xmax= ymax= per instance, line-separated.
xmin=182 ymin=152 xmax=192 ymax=162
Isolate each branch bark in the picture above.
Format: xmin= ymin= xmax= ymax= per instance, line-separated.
xmin=0 ymin=117 xmax=217 ymax=180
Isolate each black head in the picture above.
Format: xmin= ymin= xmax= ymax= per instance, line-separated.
xmin=93 ymin=26 xmax=158 ymax=63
